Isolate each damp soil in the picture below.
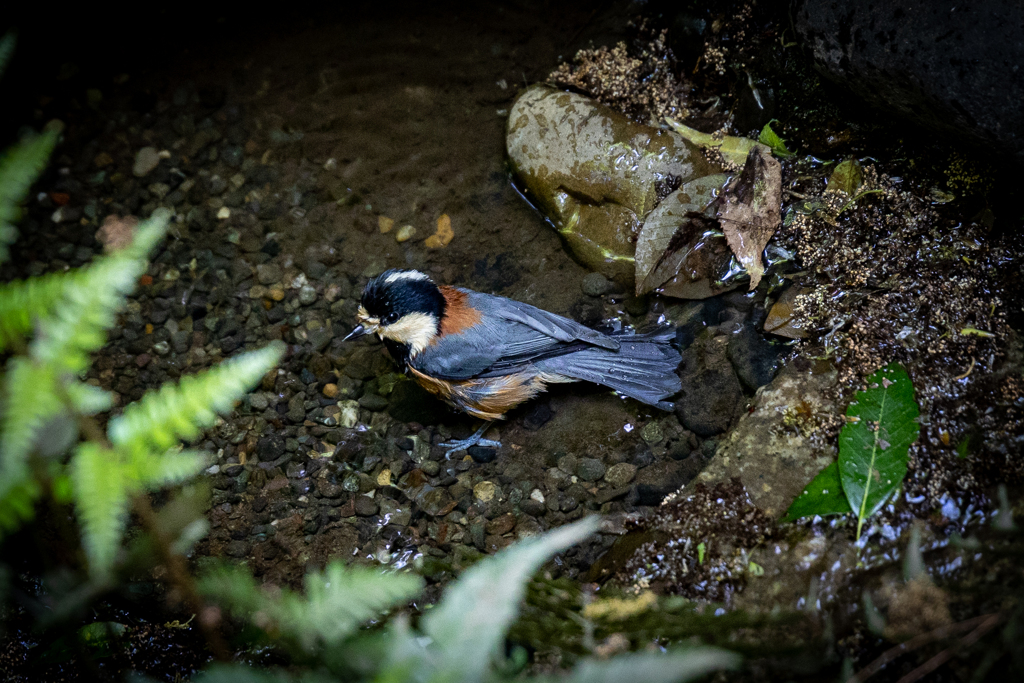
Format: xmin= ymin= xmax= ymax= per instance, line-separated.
xmin=1 ymin=1 xmax=1022 ymax=681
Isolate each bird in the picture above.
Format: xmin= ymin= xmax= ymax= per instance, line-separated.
xmin=343 ymin=269 xmax=682 ymax=454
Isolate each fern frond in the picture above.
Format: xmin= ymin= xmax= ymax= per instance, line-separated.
xmin=0 ymin=476 xmax=40 ymax=536
xmin=71 ymin=442 xmax=129 ymax=576
xmin=0 ymin=31 xmax=14 ymax=80
xmin=0 ymin=270 xmax=75 ymax=353
xmin=0 ymin=126 xmax=58 ymax=264
xmin=283 ymin=561 xmax=423 ymax=650
xmin=109 ymin=343 xmax=284 ymax=456
xmin=138 ymin=448 xmax=208 ymax=488
xmin=0 ymin=358 xmax=60 ymax=482
xmin=64 ymin=381 xmax=114 ymax=415
xmin=198 ymin=559 xmax=422 ymax=652
xmin=30 ymin=211 xmax=168 ymax=374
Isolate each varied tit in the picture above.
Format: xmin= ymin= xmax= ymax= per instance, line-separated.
xmin=344 ymin=269 xmax=682 ymax=454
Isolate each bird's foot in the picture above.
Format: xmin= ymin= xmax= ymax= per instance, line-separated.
xmin=440 ymin=423 xmax=500 ymax=457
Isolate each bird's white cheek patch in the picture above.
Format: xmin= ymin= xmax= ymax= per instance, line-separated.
xmin=379 ymin=312 xmax=437 ymax=356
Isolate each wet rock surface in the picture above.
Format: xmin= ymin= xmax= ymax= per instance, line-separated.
xmin=793 ymin=0 xmax=1024 ymax=163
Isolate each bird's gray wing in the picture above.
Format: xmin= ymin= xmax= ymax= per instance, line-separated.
xmin=464 ymin=290 xmax=619 ymax=350
xmin=410 ymin=290 xmax=617 ymax=380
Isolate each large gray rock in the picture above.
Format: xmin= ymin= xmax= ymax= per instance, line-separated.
xmin=794 ymin=0 xmax=1024 ymax=162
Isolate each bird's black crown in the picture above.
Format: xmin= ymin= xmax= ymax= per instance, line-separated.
xmin=361 ymin=269 xmax=446 ymax=324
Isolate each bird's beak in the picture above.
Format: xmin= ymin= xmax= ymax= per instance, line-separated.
xmin=343 ymin=324 xmax=368 ymax=342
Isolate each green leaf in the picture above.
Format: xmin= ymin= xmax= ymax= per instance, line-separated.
xmin=71 ymin=442 xmax=130 ymax=576
xmin=142 ymin=449 xmax=208 ymax=487
xmin=0 ymin=270 xmax=75 ymax=353
xmin=0 ymin=127 xmax=59 ymax=264
xmin=0 ymin=358 xmax=60 ymax=485
xmin=0 ymin=477 xmax=41 ymax=535
xmin=758 ymin=120 xmax=795 ymax=158
xmin=839 ymin=363 xmax=920 ymax=539
xmin=782 ymin=460 xmax=853 ymax=522
xmin=665 ymin=117 xmax=769 ymax=168
xmin=108 ymin=343 xmax=284 ymax=457
xmin=192 ymin=663 xmax=335 ymax=683
xmin=420 ymin=516 xmax=599 ymax=682
xmin=564 ymin=647 xmax=741 ymax=683
xmin=827 ymin=159 xmax=863 ymax=196
xmin=198 ymin=560 xmax=422 ymax=652
xmin=64 ymin=381 xmax=114 ymax=415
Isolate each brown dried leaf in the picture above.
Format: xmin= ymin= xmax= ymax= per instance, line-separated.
xmin=716 ymin=145 xmax=781 ymax=290
xmin=635 ymin=174 xmax=728 ymax=292
xmin=639 ymin=213 xmax=738 ymax=299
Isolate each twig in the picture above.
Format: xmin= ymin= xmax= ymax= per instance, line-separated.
xmin=954 ymin=357 xmax=976 ymax=380
xmin=894 ymin=613 xmax=1002 ymax=683
xmin=846 ymin=613 xmax=999 ymax=683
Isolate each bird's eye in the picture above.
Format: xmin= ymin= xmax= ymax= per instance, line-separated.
xmin=382 ymin=312 xmax=400 ymax=326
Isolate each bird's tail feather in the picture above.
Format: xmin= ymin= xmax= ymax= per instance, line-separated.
xmin=535 ymin=328 xmax=681 ymax=409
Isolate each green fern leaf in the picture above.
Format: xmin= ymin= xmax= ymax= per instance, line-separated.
xmin=64 ymin=381 xmax=114 ymax=415
xmin=138 ymin=448 xmax=208 ymax=488
xmin=420 ymin=516 xmax=599 ymax=682
xmin=565 ymin=648 xmax=741 ymax=683
xmin=198 ymin=559 xmax=422 ymax=652
xmin=109 ymin=343 xmax=284 ymax=457
xmin=0 ymin=127 xmax=59 ymax=264
xmin=0 ymin=270 xmax=75 ymax=353
xmin=283 ymin=561 xmax=422 ymax=650
xmin=71 ymin=442 xmax=129 ymax=576
xmin=0 ymin=358 xmax=60 ymax=483
xmin=0 ymin=211 xmax=167 ymax=353
xmin=0 ymin=477 xmax=40 ymax=536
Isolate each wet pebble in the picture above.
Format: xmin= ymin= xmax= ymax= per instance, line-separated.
xmin=256 ymin=263 xmax=282 ymax=285
xmin=486 ymin=513 xmax=517 ymax=536
xmin=581 ymin=272 xmax=613 ymax=296
xmin=298 ymin=285 xmax=317 ymax=306
xmin=467 ymin=445 xmax=497 ymax=463
xmin=358 ymin=393 xmax=389 ymax=411
xmin=354 ymin=495 xmax=379 ymax=516
xmin=133 ymin=147 xmax=161 ymax=177
xmin=316 ymin=479 xmax=343 ymax=498
xmin=473 ymin=481 xmax=496 ymax=502
xmin=379 ymin=499 xmax=411 ymax=526
xmin=604 ymin=462 xmax=637 ymax=487
xmin=576 ymin=457 xmax=606 ymax=482
xmin=224 ymin=540 xmax=250 ymax=558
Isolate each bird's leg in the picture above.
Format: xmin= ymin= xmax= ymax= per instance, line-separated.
xmin=439 ymin=422 xmax=500 ymax=457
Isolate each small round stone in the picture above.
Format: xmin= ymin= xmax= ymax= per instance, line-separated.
xmin=641 ymin=422 xmax=663 ymax=445
xmin=604 ymin=462 xmax=637 ymax=487
xmin=354 ymin=495 xmax=379 ymax=516
xmin=298 ymin=285 xmax=317 ymax=305
xmin=467 ymin=445 xmax=497 ymax=463
xmin=576 ymin=457 xmax=606 ymax=482
xmin=322 ymin=383 xmax=339 ymax=398
xmin=581 ymin=272 xmax=613 ymax=296
xmin=395 ymin=225 xmax=417 ymax=242
xmin=473 ymin=481 xmax=496 ymax=502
